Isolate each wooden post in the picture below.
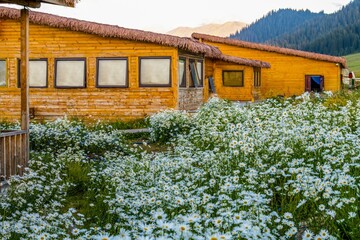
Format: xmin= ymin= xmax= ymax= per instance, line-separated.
xmin=20 ymin=8 xmax=29 ymax=164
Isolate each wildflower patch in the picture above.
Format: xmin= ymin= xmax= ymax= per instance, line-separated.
xmin=1 ymin=91 xmax=359 ymax=239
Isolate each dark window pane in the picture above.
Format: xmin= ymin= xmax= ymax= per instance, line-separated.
xmin=223 ymin=70 xmax=244 ymax=87
xmin=190 ymin=60 xmax=202 ymax=87
xmin=254 ymin=67 xmax=261 ymax=87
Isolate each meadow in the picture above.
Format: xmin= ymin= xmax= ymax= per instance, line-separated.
xmin=345 ymin=53 xmax=360 ymax=77
xmin=1 ymin=91 xmax=360 ymax=239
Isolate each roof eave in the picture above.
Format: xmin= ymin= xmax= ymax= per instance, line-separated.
xmin=0 ymin=7 xmax=219 ymax=57
xmin=210 ymin=53 xmax=271 ymax=68
xmin=0 ymin=0 xmax=77 ymax=8
xmin=192 ymin=32 xmax=347 ymax=68
xmin=42 ymin=0 xmax=76 ymax=7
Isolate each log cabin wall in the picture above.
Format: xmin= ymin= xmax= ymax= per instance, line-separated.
xmin=200 ymin=41 xmax=342 ymax=99
xmin=0 ymin=19 xmax=179 ymax=121
xmin=204 ymin=59 xmax=254 ymax=101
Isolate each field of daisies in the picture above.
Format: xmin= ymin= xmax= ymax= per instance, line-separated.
xmin=1 ymin=91 xmax=360 ymax=240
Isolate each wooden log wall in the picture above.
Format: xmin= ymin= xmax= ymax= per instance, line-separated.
xmin=0 ymin=19 xmax=179 ymax=121
xmin=201 ymin=41 xmax=342 ymax=99
xmin=205 ymin=60 xmax=254 ymax=101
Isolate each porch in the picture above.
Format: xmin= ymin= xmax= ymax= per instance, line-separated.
xmin=0 ymin=130 xmax=28 ymax=180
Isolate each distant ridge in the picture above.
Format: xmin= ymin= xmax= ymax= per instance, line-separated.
xmin=167 ymin=21 xmax=247 ymax=37
xmin=230 ymin=0 xmax=360 ymax=56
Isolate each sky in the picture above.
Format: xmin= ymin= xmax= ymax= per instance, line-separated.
xmin=1 ymin=0 xmax=353 ymax=33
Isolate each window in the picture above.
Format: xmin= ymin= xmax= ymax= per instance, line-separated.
xmin=178 ymin=56 xmax=204 ymax=88
xmin=55 ymin=58 xmax=86 ymax=88
xmin=189 ymin=60 xmax=203 ymax=87
xmin=196 ymin=61 xmax=203 ymax=86
xmin=305 ymin=75 xmax=324 ymax=92
xmin=0 ymin=60 xmax=5 ymax=87
xmin=139 ymin=57 xmax=171 ymax=87
xmin=178 ymin=58 xmax=186 ymax=87
xmin=96 ymin=58 xmax=128 ymax=88
xmin=254 ymin=67 xmax=261 ymax=87
xmin=223 ymin=70 xmax=244 ymax=87
xmin=18 ymin=59 xmax=48 ymax=88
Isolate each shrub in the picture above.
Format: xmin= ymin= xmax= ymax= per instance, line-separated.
xmin=149 ymin=109 xmax=193 ymax=143
xmin=30 ymin=118 xmax=128 ymax=158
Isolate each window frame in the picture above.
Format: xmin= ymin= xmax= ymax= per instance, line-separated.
xmin=0 ymin=59 xmax=6 ymax=87
xmin=96 ymin=57 xmax=129 ymax=88
xmin=305 ymin=75 xmax=324 ymax=92
xmin=189 ymin=59 xmax=203 ymax=88
xmin=17 ymin=58 xmax=48 ymax=88
xmin=55 ymin=58 xmax=87 ymax=89
xmin=222 ymin=70 xmax=244 ymax=87
xmin=139 ymin=56 xmax=172 ymax=87
xmin=254 ymin=67 xmax=261 ymax=87
xmin=196 ymin=60 xmax=204 ymax=87
xmin=178 ymin=58 xmax=186 ymax=88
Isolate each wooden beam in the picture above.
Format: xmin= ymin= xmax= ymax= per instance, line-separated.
xmin=42 ymin=0 xmax=75 ymax=7
xmin=0 ymin=0 xmax=41 ymax=8
xmin=20 ymin=8 xmax=29 ymax=163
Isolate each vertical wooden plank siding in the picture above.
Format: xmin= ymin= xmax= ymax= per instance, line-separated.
xmin=0 ymin=136 xmax=4 ymax=178
xmin=20 ymin=131 xmax=26 ymax=176
xmin=0 ymin=131 xmax=27 ymax=179
xmin=5 ymin=136 xmax=10 ymax=178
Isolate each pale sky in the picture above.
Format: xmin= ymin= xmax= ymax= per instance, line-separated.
xmin=1 ymin=0 xmax=353 ymax=33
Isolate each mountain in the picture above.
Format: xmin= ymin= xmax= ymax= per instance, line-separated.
xmin=167 ymin=21 xmax=247 ymax=38
xmin=230 ymin=0 xmax=360 ymax=56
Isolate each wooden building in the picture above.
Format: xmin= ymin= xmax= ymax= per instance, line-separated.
xmin=204 ymin=55 xmax=270 ymax=102
xmin=2 ymin=7 xmax=344 ymax=122
xmin=192 ymin=33 xmax=347 ymax=100
xmin=0 ymin=7 xmax=270 ymax=121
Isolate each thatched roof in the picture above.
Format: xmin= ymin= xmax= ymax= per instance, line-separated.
xmin=0 ymin=0 xmax=77 ymax=8
xmin=0 ymin=7 xmax=222 ymax=58
xmin=0 ymin=7 xmax=271 ymax=68
xmin=42 ymin=0 xmax=78 ymax=7
xmin=211 ymin=54 xmax=270 ymax=68
xmin=192 ymin=33 xmax=347 ymax=68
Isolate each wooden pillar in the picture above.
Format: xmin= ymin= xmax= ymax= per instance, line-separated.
xmin=20 ymin=8 xmax=29 ymax=164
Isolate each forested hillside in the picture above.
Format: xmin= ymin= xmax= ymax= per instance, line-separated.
xmin=230 ymin=0 xmax=360 ymax=56
xmin=229 ymin=9 xmax=323 ymax=43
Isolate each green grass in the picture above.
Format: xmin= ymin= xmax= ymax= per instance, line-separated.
xmin=345 ymin=52 xmax=360 ymax=77
xmin=89 ymin=118 xmax=150 ymax=131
